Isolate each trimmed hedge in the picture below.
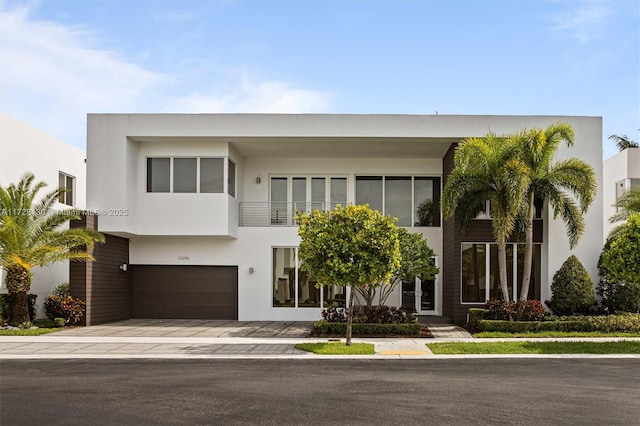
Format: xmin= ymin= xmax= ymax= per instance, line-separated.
xmin=468 ymin=308 xmax=487 ymax=330
xmin=478 ymin=314 xmax=640 ymax=333
xmin=314 ymin=321 xmax=421 ymax=335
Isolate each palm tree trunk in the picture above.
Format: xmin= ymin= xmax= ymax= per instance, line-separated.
xmin=5 ymin=266 xmax=32 ymax=326
xmin=497 ymin=242 xmax=510 ymax=302
xmin=520 ymin=192 xmax=535 ymax=301
xmin=346 ymin=287 xmax=355 ymax=346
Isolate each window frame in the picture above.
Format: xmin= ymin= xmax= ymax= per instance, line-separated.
xmin=355 ymin=175 xmax=442 ymax=227
xmin=145 ymin=156 xmax=234 ymax=195
xmin=58 ymin=171 xmax=75 ymax=206
xmin=460 ymin=242 xmax=542 ymax=304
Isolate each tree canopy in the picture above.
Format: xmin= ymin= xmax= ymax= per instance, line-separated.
xmin=296 ymin=204 xmax=400 ymax=344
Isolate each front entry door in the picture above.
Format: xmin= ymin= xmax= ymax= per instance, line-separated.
xmin=402 ymin=277 xmax=438 ymax=315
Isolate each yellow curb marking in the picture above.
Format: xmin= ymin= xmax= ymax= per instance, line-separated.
xmin=379 ymin=350 xmax=430 ymax=355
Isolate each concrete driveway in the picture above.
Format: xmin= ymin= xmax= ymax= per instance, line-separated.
xmin=54 ymin=319 xmax=315 ymax=338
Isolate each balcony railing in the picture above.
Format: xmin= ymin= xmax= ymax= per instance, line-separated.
xmin=240 ymin=202 xmax=344 ymax=227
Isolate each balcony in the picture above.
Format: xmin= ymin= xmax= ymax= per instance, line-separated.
xmin=239 ymin=202 xmax=343 ymax=227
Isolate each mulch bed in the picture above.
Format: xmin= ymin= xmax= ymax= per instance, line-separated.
xmin=309 ymin=326 xmax=433 ymax=339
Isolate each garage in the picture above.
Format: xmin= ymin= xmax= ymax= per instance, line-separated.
xmin=131 ymin=265 xmax=238 ymax=320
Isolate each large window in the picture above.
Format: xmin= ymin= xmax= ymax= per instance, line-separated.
xmin=270 ymin=176 xmax=348 ymax=225
xmin=58 ymin=172 xmax=75 ymax=206
xmin=147 ymin=157 xmax=234 ymax=196
xmin=356 ymin=176 xmax=441 ymax=226
xmin=272 ymin=247 xmax=344 ymax=308
xmin=461 ymin=243 xmax=541 ymax=303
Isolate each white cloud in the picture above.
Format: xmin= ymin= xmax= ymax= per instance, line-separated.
xmin=167 ymin=74 xmax=332 ymax=113
xmin=551 ymin=0 xmax=612 ymax=43
xmin=0 ymin=5 xmax=332 ymax=149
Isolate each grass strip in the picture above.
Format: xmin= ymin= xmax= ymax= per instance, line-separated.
xmin=295 ymin=342 xmax=375 ymax=355
xmin=0 ymin=328 xmax=62 ymax=336
xmin=474 ymin=331 xmax=640 ymax=338
xmin=427 ymin=341 xmax=640 ymax=354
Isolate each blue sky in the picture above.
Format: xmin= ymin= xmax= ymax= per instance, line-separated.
xmin=1 ymin=0 xmax=638 ymax=159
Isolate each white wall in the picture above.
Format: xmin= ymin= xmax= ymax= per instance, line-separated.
xmin=0 ymin=112 xmax=86 ymax=318
xmin=603 ymin=148 xmax=640 ymax=238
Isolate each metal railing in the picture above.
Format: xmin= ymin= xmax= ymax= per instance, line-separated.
xmin=239 ymin=202 xmax=344 ymax=227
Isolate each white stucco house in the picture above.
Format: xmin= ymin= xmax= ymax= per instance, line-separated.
xmin=0 ymin=111 xmax=86 ymax=318
xmin=603 ymin=147 xmax=640 ymax=238
xmin=75 ymin=113 xmax=603 ymax=324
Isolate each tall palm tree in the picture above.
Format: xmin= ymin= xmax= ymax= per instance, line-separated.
xmin=514 ymin=123 xmax=596 ymax=301
xmin=608 ymin=134 xmax=639 ymax=151
xmin=442 ymin=134 xmax=530 ymax=302
xmin=0 ymin=173 xmax=104 ymax=325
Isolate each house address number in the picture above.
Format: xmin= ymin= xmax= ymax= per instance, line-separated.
xmin=178 ymin=256 xmax=190 ymax=261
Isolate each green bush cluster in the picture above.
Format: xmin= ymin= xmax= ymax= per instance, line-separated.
xmin=321 ymin=306 xmax=417 ymax=324
xmin=0 ymin=294 xmax=38 ymax=323
xmin=477 ymin=314 xmax=640 ymax=333
xmin=598 ymin=214 xmax=640 ymax=313
xmin=546 ymin=255 xmax=595 ymax=316
xmin=44 ymin=295 xmax=85 ymax=325
xmin=314 ymin=321 xmax=421 ymax=335
xmin=483 ymin=299 xmax=547 ymax=321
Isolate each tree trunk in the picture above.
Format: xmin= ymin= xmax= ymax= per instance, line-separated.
xmin=520 ymin=192 xmax=535 ymax=301
xmin=346 ymin=287 xmax=355 ymax=346
xmin=9 ymin=292 xmax=30 ymax=326
xmin=5 ymin=266 xmax=32 ymax=326
xmin=497 ymin=243 xmax=510 ymax=303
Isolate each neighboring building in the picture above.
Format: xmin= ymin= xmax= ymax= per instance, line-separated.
xmin=0 ymin=112 xmax=86 ymax=318
xmin=603 ymin=147 xmax=640 ymax=238
xmin=77 ymin=114 xmax=603 ymax=324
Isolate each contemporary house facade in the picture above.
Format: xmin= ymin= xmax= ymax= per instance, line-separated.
xmin=76 ymin=114 xmax=603 ymax=324
xmin=603 ymin=147 xmax=640 ymax=238
xmin=0 ymin=111 xmax=86 ymax=318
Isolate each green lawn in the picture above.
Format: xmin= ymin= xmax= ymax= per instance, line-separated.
xmin=295 ymin=342 xmax=375 ymax=355
xmin=427 ymin=341 xmax=640 ymax=354
xmin=0 ymin=327 xmax=62 ymax=336
xmin=474 ymin=331 xmax=640 ymax=338
xmin=0 ymin=319 xmax=64 ymax=336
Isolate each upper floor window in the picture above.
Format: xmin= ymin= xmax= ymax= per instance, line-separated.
xmin=147 ymin=157 xmax=235 ymax=197
xmin=58 ymin=172 xmax=75 ymax=206
xmin=355 ymin=175 xmax=441 ymax=227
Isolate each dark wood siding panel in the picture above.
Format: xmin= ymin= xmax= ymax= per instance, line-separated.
xmin=131 ymin=265 xmax=238 ymax=320
xmin=69 ymin=214 xmax=131 ymax=325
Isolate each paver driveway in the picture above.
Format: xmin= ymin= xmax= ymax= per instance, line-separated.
xmin=54 ymin=319 xmax=315 ymax=338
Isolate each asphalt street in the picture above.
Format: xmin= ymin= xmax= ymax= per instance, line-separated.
xmin=1 ymin=358 xmax=638 ymax=425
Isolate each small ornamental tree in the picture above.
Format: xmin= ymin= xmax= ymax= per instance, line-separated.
xmin=354 ymin=227 xmax=438 ymax=309
xmin=598 ymin=213 xmax=640 ymax=313
xmin=546 ymin=255 xmax=595 ymax=316
xmin=296 ymin=205 xmax=400 ymax=345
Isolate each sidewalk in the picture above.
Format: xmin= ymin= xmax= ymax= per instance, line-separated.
xmin=2 ymin=319 xmax=637 ymax=359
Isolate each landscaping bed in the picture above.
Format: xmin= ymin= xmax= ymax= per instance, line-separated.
xmin=311 ymin=321 xmax=432 ymax=338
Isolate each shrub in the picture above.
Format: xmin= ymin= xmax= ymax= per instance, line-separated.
xmin=18 ymin=321 xmax=33 ymax=330
xmin=44 ymin=295 xmax=85 ymax=325
xmin=484 ymin=299 xmax=546 ymax=321
xmin=546 ymin=255 xmax=595 ymax=316
xmin=320 ymin=306 xmax=416 ymax=324
xmin=477 ymin=314 xmax=640 ymax=333
xmin=52 ymin=283 xmax=70 ymax=297
xmin=467 ymin=308 xmax=487 ymax=330
xmin=0 ymin=294 xmax=38 ymax=322
xmin=515 ymin=300 xmax=547 ymax=321
xmin=598 ymin=214 xmax=640 ymax=313
xmin=314 ymin=320 xmax=421 ymax=335
xmin=54 ymin=317 xmax=66 ymax=327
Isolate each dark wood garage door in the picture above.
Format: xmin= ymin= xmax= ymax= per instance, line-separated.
xmin=131 ymin=265 xmax=238 ymax=320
